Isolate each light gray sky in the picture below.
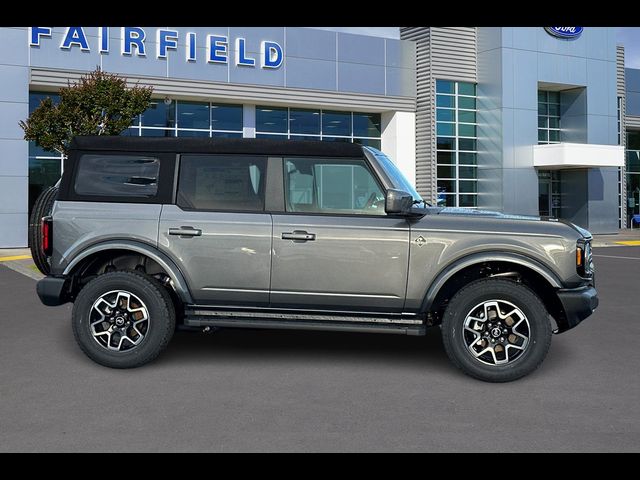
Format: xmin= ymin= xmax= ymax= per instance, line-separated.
xmin=316 ymin=27 xmax=640 ymax=68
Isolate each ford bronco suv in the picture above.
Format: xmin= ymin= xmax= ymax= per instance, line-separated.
xmin=34 ymin=136 xmax=597 ymax=382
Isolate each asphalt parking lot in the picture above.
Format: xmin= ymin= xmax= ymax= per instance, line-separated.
xmin=1 ymin=246 xmax=639 ymax=452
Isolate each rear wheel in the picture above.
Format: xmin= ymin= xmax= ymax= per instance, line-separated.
xmin=72 ymin=271 xmax=176 ymax=368
xmin=441 ymin=278 xmax=552 ymax=382
xmin=29 ymin=185 xmax=58 ymax=275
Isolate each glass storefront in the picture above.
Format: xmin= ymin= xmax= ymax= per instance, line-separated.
xmin=28 ymin=92 xmax=245 ymax=214
xmin=255 ymin=106 xmax=381 ymax=148
xmin=28 ymin=92 xmax=64 ymax=214
xmin=627 ymin=131 xmax=640 ymax=227
xmin=435 ymin=79 xmax=478 ymax=207
xmin=537 ymin=90 xmax=563 ymax=218
xmin=124 ymin=99 xmax=243 ymax=138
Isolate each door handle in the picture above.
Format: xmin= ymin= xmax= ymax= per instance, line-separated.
xmin=169 ymin=226 xmax=202 ymax=237
xmin=282 ymin=230 xmax=316 ymax=242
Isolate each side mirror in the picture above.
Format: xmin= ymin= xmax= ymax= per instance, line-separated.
xmin=385 ymin=189 xmax=414 ymax=215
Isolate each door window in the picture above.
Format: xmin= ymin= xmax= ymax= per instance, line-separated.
xmin=284 ymin=157 xmax=385 ymax=215
xmin=177 ymin=155 xmax=266 ymax=211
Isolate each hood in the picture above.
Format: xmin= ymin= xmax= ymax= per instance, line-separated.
xmin=417 ymin=206 xmax=592 ymax=239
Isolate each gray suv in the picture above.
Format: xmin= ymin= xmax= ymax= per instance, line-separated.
xmin=35 ymin=136 xmax=597 ymax=382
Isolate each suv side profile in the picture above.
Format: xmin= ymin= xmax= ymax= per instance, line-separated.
xmin=35 ymin=136 xmax=598 ymax=382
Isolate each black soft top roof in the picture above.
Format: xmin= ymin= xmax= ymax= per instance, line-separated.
xmin=69 ymin=136 xmax=365 ymax=157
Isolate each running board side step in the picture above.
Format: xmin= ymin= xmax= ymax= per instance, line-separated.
xmin=184 ymin=316 xmax=426 ymax=336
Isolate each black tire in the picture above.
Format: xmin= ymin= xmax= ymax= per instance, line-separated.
xmin=72 ymin=270 xmax=176 ymax=369
xmin=29 ymin=185 xmax=59 ymax=275
xmin=441 ymin=278 xmax=552 ymax=383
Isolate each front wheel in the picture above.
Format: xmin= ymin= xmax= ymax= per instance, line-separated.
xmin=441 ymin=278 xmax=552 ymax=382
xmin=72 ymin=271 xmax=176 ymax=368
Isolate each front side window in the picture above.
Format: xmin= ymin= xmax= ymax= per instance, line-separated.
xmin=75 ymin=154 xmax=160 ymax=197
xmin=177 ymin=155 xmax=266 ymax=211
xmin=284 ymin=157 xmax=385 ymax=215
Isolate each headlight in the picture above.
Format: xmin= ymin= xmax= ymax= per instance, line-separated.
xmin=576 ymin=239 xmax=593 ymax=277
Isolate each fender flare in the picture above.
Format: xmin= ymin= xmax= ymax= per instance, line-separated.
xmin=421 ymin=251 xmax=563 ymax=313
xmin=63 ymin=240 xmax=194 ymax=304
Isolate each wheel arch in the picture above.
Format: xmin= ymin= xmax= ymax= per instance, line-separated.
xmin=422 ymin=252 xmax=568 ymax=332
xmin=63 ymin=240 xmax=194 ymax=304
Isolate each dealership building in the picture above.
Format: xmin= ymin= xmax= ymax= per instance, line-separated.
xmin=0 ymin=26 xmax=639 ymax=247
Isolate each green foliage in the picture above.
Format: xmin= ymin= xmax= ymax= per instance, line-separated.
xmin=20 ymin=68 xmax=153 ymax=155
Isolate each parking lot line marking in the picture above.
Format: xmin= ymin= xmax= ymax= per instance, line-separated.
xmin=615 ymin=240 xmax=640 ymax=246
xmin=593 ymin=254 xmax=640 ymax=260
xmin=0 ymin=255 xmax=31 ymax=262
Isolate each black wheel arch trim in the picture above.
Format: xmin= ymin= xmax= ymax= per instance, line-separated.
xmin=420 ymin=251 xmax=564 ymax=313
xmin=61 ymin=239 xmax=194 ymax=304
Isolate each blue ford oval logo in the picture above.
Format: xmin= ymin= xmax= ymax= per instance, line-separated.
xmin=544 ymin=27 xmax=583 ymax=39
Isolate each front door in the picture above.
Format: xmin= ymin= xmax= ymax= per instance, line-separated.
xmin=270 ymin=156 xmax=410 ymax=312
xmin=158 ymin=154 xmax=272 ymax=305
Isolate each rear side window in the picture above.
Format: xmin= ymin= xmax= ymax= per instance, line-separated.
xmin=177 ymin=155 xmax=266 ymax=211
xmin=74 ymin=154 xmax=160 ymax=197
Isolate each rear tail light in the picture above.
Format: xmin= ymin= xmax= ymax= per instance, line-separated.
xmin=42 ymin=216 xmax=52 ymax=256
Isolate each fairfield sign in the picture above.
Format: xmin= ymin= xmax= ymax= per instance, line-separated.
xmin=28 ymin=27 xmax=284 ymax=69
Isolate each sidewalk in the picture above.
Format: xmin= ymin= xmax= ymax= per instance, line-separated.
xmin=592 ymin=229 xmax=640 ymax=247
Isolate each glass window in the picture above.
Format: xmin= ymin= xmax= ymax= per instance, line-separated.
xmin=438 ymin=194 xmax=456 ymax=207
xmin=437 ymin=151 xmax=455 ymax=164
xmin=459 ymin=194 xmax=478 ymax=207
xmin=290 ymin=135 xmax=321 ymax=141
xmin=459 ymin=166 xmax=477 ymax=179
xmin=177 ymin=130 xmax=211 ymax=137
xmin=459 ymin=180 xmax=477 ymax=193
xmin=29 ymin=158 xmax=61 ymax=213
xmin=141 ymin=128 xmax=174 ymax=137
xmin=256 ymin=133 xmax=288 ymax=140
xmin=436 ymin=95 xmax=455 ymax=108
xmin=437 ymin=109 xmax=455 ymax=122
xmin=321 ymin=136 xmax=352 ymax=142
xmin=458 ymin=96 xmax=476 ymax=110
xmin=142 ymin=100 xmax=175 ymax=128
xmin=548 ymin=117 xmax=560 ymax=129
xmin=627 ymin=151 xmax=640 ymax=172
xmin=458 ymin=152 xmax=477 ymax=165
xmin=628 ymin=132 xmax=640 ymax=150
xmin=436 ymin=79 xmax=455 ymax=94
xmin=458 ymin=123 xmax=476 ymax=137
xmin=437 ymin=180 xmax=456 ymax=193
xmin=353 ymin=113 xmax=381 ymax=137
xmin=548 ymin=91 xmax=560 ymax=104
xmin=538 ymin=91 xmax=547 ymax=103
xmin=75 ymin=155 xmax=160 ymax=197
xmin=458 ymin=82 xmax=476 ymax=96
xmin=212 ymin=131 xmax=243 ymax=138
xmin=290 ymin=108 xmax=320 ymax=135
xmin=212 ymin=104 xmax=243 ymax=132
xmin=549 ymin=130 xmax=560 ymax=142
xmin=322 ymin=111 xmax=351 ymax=137
xmin=459 ymin=138 xmax=476 ymax=151
xmin=284 ymin=157 xmax=385 ymax=215
xmin=437 ymin=123 xmax=455 ymax=136
xmin=437 ymin=165 xmax=456 ymax=178
xmin=177 ymin=155 xmax=266 ymax=211
xmin=458 ymin=110 xmax=476 ymax=123
xmin=538 ymin=130 xmax=548 ymax=143
xmin=177 ymin=101 xmax=210 ymax=130
xmin=437 ymin=137 xmax=455 ymax=150
xmin=548 ymin=104 xmax=560 ymax=116
xmin=256 ymin=106 xmax=288 ymax=133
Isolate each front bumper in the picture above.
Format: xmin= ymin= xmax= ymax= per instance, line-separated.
xmin=555 ymin=285 xmax=598 ymax=333
xmin=36 ymin=276 xmax=69 ymax=306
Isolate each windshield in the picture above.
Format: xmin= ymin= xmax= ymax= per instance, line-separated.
xmin=364 ymin=147 xmax=426 ymax=205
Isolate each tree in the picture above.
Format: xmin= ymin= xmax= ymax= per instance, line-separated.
xmin=20 ymin=68 xmax=153 ymax=156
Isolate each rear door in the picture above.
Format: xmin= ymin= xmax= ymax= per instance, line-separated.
xmin=158 ymin=154 xmax=272 ymax=305
xmin=269 ymin=156 xmax=410 ymax=312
